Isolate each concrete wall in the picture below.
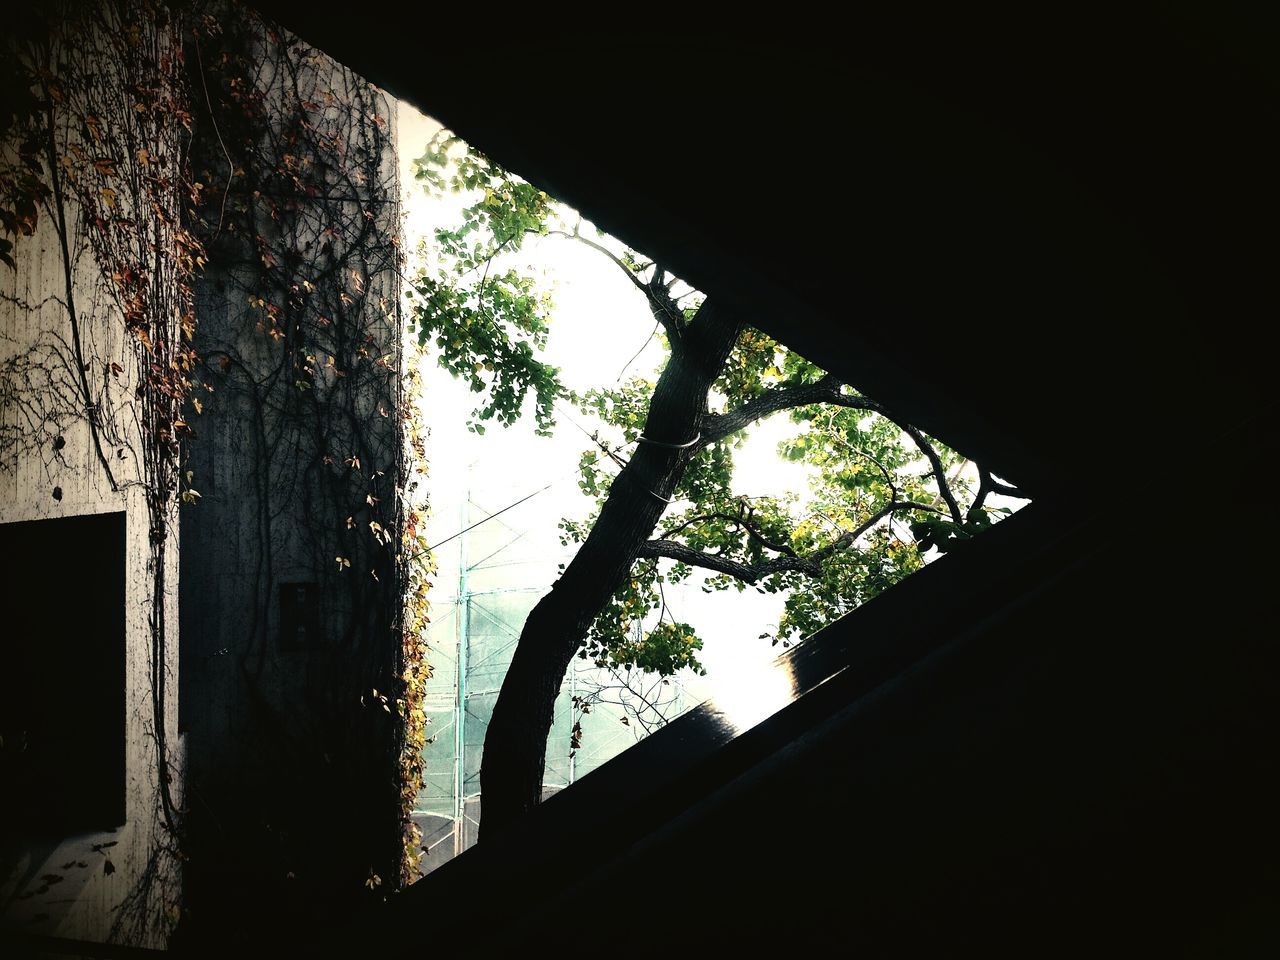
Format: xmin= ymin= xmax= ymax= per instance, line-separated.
xmin=0 ymin=8 xmax=182 ymax=948
xmin=177 ymin=3 xmax=404 ymax=938
xmin=1 ymin=4 xmax=405 ymax=946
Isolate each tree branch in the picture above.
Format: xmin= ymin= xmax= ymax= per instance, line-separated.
xmin=547 ymin=228 xmax=684 ymax=337
xmin=970 ymin=466 xmax=1030 ymax=515
xmin=810 ymin=500 xmax=941 ymax=561
xmin=547 ymin=228 xmax=646 ymax=294
xmin=897 ymin=422 xmax=963 ymax=524
xmin=988 ymin=477 xmax=1029 ymax=499
xmin=660 ymin=510 xmax=801 ymax=559
xmin=700 ymin=373 xmax=883 ymax=446
xmin=700 ymin=369 xmax=971 ymax=526
xmin=644 ymin=263 xmax=685 ymax=332
xmin=638 ymin=538 xmax=818 ymax=583
xmin=640 ymin=500 xmax=940 ymax=586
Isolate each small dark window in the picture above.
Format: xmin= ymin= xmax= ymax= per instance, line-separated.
xmin=0 ymin=512 xmax=126 ymax=844
xmin=279 ymin=582 xmax=319 ymax=650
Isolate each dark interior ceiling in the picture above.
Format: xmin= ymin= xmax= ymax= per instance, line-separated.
xmin=232 ymin=9 xmax=1280 ymax=952
xmin=254 ymin=6 xmax=1278 ymax=505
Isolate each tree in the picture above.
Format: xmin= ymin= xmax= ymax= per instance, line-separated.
xmin=407 ymin=132 xmax=1029 ymax=838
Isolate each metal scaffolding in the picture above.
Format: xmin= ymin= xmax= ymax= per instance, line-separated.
xmin=412 ymin=477 xmax=691 ymax=874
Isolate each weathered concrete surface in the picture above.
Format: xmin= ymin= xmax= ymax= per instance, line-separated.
xmin=1 ymin=5 xmax=405 ymax=948
xmin=176 ymin=5 xmax=403 ymax=941
xmin=0 ymin=14 xmax=182 ymax=950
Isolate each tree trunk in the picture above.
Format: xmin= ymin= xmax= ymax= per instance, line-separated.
xmin=479 ymin=299 xmax=743 ymax=839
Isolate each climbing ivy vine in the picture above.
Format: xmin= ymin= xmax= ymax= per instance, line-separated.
xmin=2 ymin=0 xmax=423 ymax=938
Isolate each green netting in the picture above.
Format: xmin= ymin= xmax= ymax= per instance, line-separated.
xmin=414 ymin=492 xmax=697 ymax=874
xmin=416 ymin=604 xmax=457 ymax=818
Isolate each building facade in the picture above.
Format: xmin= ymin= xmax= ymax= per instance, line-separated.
xmin=1 ymin=2 xmax=405 ymax=948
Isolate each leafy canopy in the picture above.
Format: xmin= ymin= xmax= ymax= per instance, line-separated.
xmin=408 ymin=132 xmax=561 ymax=436
xmin=409 ymin=133 xmax=1015 ymax=678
